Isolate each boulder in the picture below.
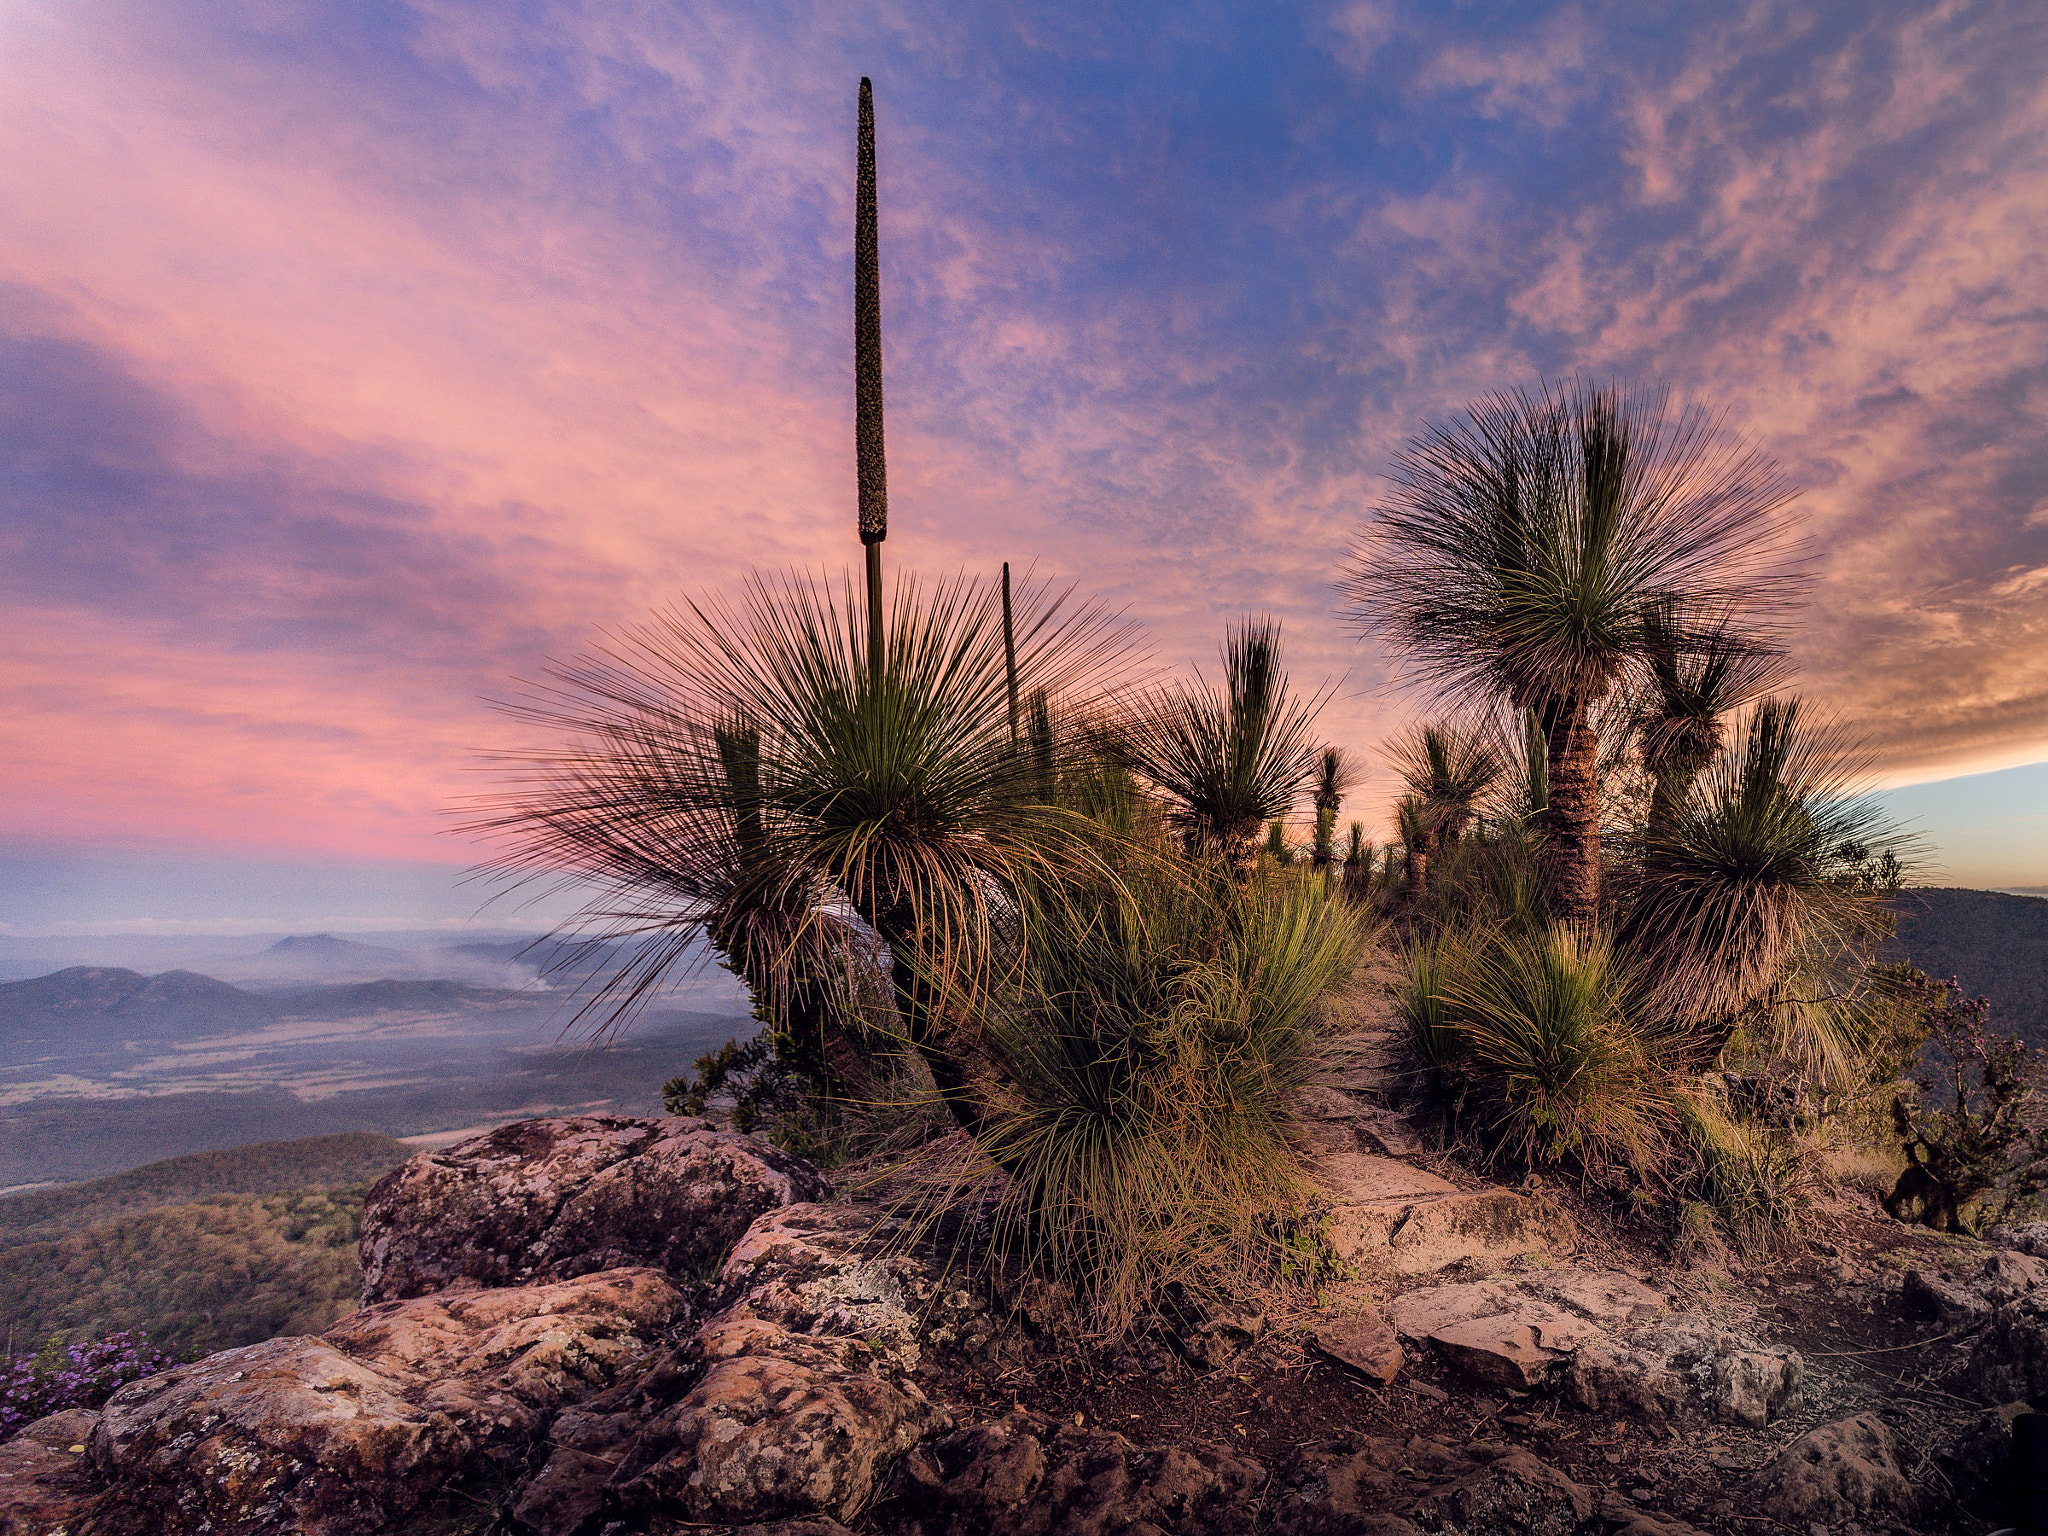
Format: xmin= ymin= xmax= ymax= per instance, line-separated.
xmin=1312 ymin=1310 xmax=1405 ymax=1384
xmin=1566 ymin=1320 xmax=1803 ymax=1427
xmin=87 ymin=1268 xmax=686 ymax=1536
xmin=1427 ymin=1304 xmax=1603 ymax=1391
xmin=1900 ymin=1267 xmax=1994 ymax=1326
xmin=891 ymin=1418 xmax=1266 ymax=1536
xmin=0 ymin=1409 xmax=101 ymax=1536
xmin=616 ymin=1340 xmax=932 ymax=1526
xmin=86 ymin=1336 xmax=468 ymax=1536
xmin=1968 ymin=1291 xmax=2048 ymax=1404
xmin=1991 ymin=1222 xmax=2048 ymax=1259
xmin=528 ymin=1203 xmax=990 ymax=1532
xmin=1749 ymin=1414 xmax=1926 ymax=1528
xmin=1270 ymin=1433 xmax=1591 ymax=1536
xmin=359 ymin=1114 xmax=828 ymax=1302
xmin=1983 ymin=1247 xmax=2048 ymax=1304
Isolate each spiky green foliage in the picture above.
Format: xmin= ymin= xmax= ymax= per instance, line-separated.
xmin=1121 ymin=620 xmax=1324 ymax=880
xmin=1631 ymin=601 xmax=1791 ymax=839
xmin=1310 ymin=748 xmax=1355 ymax=869
xmin=1624 ymin=697 xmax=1914 ymax=1039
xmin=1387 ymin=719 xmax=1507 ymax=846
xmin=1671 ymin=1086 xmax=1824 ymax=1253
xmin=469 ymin=569 xmax=1137 ymax=1132
xmin=959 ymin=857 xmax=1364 ymax=1329
xmin=1265 ymin=820 xmax=1292 ymax=865
xmin=1437 ymin=924 xmax=1667 ymax=1171
xmin=1344 ymin=378 xmax=1801 ymax=925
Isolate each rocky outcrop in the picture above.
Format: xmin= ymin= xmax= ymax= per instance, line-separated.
xmin=1317 ymin=1155 xmax=1577 ymax=1276
xmin=0 ymin=1409 xmax=100 ymax=1536
xmin=1967 ymin=1290 xmax=2048 ymax=1404
xmin=85 ymin=1268 xmax=687 ymax=1536
xmin=1312 ymin=1310 xmax=1405 ymax=1385
xmin=1379 ymin=1271 xmax=1801 ymax=1426
xmin=1271 ymin=1433 xmax=1593 ymax=1536
xmin=519 ymin=1202 xmax=996 ymax=1533
xmin=1566 ymin=1321 xmax=1804 ymax=1428
xmin=889 ymin=1414 xmax=1267 ymax=1536
xmin=1991 ymin=1221 xmax=2048 ymax=1259
xmin=1749 ymin=1415 xmax=1927 ymax=1528
xmin=358 ymin=1113 xmax=828 ymax=1302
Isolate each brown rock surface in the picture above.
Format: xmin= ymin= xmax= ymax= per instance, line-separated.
xmin=1750 ymin=1414 xmax=1926 ymax=1527
xmin=359 ymin=1113 xmax=827 ymax=1302
xmin=891 ymin=1418 xmax=1265 ymax=1536
xmin=1271 ymin=1433 xmax=1591 ymax=1536
xmin=1566 ymin=1320 xmax=1803 ymax=1428
xmin=0 ymin=1410 xmax=101 ymax=1536
xmin=86 ymin=1267 xmax=686 ymax=1536
xmin=526 ymin=1202 xmax=991 ymax=1532
xmin=85 ymin=1336 xmax=467 ymax=1536
xmin=1968 ymin=1291 xmax=2048 ymax=1404
xmin=1313 ymin=1310 xmax=1405 ymax=1384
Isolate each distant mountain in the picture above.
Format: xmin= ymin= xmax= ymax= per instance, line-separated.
xmin=1888 ymin=887 xmax=2048 ymax=1047
xmin=0 ymin=966 xmax=282 ymax=1039
xmin=258 ymin=933 xmax=409 ymax=964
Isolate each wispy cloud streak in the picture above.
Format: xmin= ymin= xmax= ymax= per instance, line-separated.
xmin=0 ymin=0 xmax=2043 ymax=863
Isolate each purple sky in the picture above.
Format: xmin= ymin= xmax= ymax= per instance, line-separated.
xmin=3 ymin=0 xmax=2045 ymax=927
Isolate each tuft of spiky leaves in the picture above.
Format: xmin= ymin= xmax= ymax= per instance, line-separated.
xmin=1121 ymin=619 xmax=1324 ymax=880
xmin=1437 ymin=923 xmax=1668 ymax=1172
xmin=1623 ymin=697 xmax=1916 ymax=1041
xmin=951 ymin=855 xmax=1364 ymax=1331
xmin=1386 ymin=719 xmax=1507 ymax=846
xmin=466 ymin=568 xmax=1140 ymax=1132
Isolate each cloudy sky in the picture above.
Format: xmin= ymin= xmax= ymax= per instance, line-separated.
xmin=3 ymin=0 xmax=2045 ymax=931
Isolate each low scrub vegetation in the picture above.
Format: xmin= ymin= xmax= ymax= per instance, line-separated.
xmin=0 ymin=1188 xmax=368 ymax=1358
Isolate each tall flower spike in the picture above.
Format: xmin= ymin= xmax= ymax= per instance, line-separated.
xmin=854 ymin=77 xmax=888 ymax=681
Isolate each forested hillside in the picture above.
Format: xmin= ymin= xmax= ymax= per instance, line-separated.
xmin=0 ymin=1133 xmax=407 ymax=1248
xmin=1889 ymin=887 xmax=2048 ymax=1046
xmin=0 ymin=1187 xmax=367 ymax=1357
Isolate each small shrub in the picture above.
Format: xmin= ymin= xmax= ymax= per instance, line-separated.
xmin=1392 ymin=930 xmax=1471 ymax=1072
xmin=940 ymin=858 xmax=1363 ymax=1331
xmin=1886 ymin=975 xmax=2047 ymax=1233
xmin=1438 ymin=924 xmax=1669 ymax=1173
xmin=1673 ymin=1086 xmax=1823 ymax=1253
xmin=1 ymin=1331 xmax=180 ymax=1438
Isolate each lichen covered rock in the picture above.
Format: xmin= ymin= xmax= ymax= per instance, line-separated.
xmin=86 ymin=1268 xmax=686 ymax=1536
xmin=0 ymin=1409 xmax=102 ymax=1536
xmin=359 ymin=1113 xmax=828 ymax=1302
xmin=1565 ymin=1320 xmax=1802 ymax=1427
xmin=1749 ymin=1414 xmax=1926 ymax=1528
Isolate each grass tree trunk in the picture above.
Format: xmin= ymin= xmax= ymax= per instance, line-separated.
xmin=865 ymin=900 xmax=997 ymax=1137
xmin=1542 ymin=702 xmax=1601 ymax=928
xmin=1402 ymin=838 xmax=1429 ymax=906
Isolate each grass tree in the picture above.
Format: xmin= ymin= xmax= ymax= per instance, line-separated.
xmin=1344 ymin=379 xmax=1800 ymax=927
xmin=1122 ymin=619 xmax=1323 ymax=882
xmin=1623 ymin=695 xmax=1913 ymax=1045
xmin=1387 ymin=720 xmax=1506 ymax=849
xmin=1630 ymin=600 xmax=1791 ymax=844
xmin=1396 ymin=794 xmax=1432 ymax=905
xmin=471 ymin=569 xmax=1136 ymax=1136
xmin=1310 ymin=748 xmax=1355 ymax=869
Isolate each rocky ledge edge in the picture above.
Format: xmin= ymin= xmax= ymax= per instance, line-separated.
xmin=0 ymin=1113 xmax=2039 ymax=1536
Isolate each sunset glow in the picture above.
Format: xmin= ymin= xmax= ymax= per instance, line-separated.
xmin=5 ymin=0 xmax=2047 ymax=922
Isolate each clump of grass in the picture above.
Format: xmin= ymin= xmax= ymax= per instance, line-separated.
xmin=1671 ymin=1084 xmax=1824 ymax=1253
xmin=932 ymin=857 xmax=1363 ymax=1332
xmin=1435 ymin=924 xmax=1670 ymax=1175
